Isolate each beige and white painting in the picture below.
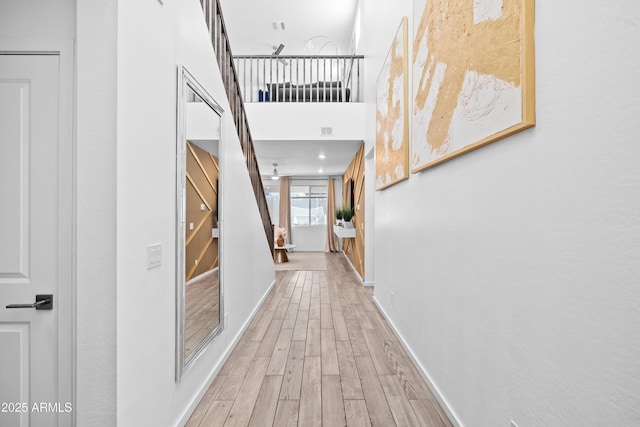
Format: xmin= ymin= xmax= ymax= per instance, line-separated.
xmin=376 ymin=17 xmax=409 ymax=191
xmin=412 ymin=0 xmax=535 ymax=172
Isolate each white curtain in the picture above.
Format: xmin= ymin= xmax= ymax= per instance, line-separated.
xmin=325 ymin=178 xmax=339 ymax=252
xmin=278 ymin=177 xmax=291 ymax=244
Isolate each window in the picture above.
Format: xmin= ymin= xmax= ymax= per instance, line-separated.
xmin=264 ymin=183 xmax=280 ymax=222
xmin=291 ymin=184 xmax=327 ymax=225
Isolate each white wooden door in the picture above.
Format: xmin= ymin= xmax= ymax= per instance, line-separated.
xmin=0 ymin=54 xmax=72 ymax=426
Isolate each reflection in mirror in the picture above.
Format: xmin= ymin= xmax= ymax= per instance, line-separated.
xmin=176 ymin=67 xmax=223 ymax=381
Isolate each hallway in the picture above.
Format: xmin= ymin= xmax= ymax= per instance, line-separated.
xmin=186 ymin=253 xmax=452 ymax=426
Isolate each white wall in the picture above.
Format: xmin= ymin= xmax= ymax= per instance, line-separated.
xmin=364 ymin=1 xmax=640 ymax=426
xmin=288 ymin=177 xmax=342 ymax=252
xmin=245 ymin=102 xmax=365 ymax=140
xmin=0 ymin=0 xmax=76 ymax=39
xmin=363 ymin=146 xmax=375 ymax=284
xmin=115 ymin=1 xmax=275 ymax=426
xmin=76 ymin=1 xmax=119 ymax=425
xmin=290 ymin=226 xmax=326 ymax=251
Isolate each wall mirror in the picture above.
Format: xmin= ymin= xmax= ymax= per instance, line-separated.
xmin=176 ymin=66 xmax=224 ymax=381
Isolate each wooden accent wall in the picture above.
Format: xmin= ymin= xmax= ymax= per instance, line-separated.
xmin=186 ymin=141 xmax=219 ymax=281
xmin=342 ymin=145 xmax=365 ymax=279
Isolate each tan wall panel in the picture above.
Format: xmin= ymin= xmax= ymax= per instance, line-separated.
xmin=188 ymin=242 xmax=217 ymax=279
xmin=342 ymin=145 xmax=365 ymax=279
xmin=185 ymin=141 xmax=219 ymax=281
xmin=185 ymin=181 xmax=210 ymax=242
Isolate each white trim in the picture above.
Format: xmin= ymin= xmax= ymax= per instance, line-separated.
xmin=58 ymin=39 xmax=76 ymax=427
xmin=177 ymin=278 xmax=276 ymax=426
xmin=340 ymin=251 xmax=366 ymax=284
xmin=372 ymin=296 xmax=463 ymax=427
xmin=0 ymin=38 xmax=76 ymax=427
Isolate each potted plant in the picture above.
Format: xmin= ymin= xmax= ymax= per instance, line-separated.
xmin=342 ymin=207 xmax=354 ymax=228
xmin=336 ymin=208 xmax=344 ymax=226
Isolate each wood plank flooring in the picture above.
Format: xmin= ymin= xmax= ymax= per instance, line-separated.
xmin=186 ymin=253 xmax=452 ymax=427
xmin=185 ymin=271 xmax=220 ymax=359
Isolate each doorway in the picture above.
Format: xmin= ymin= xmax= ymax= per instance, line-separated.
xmin=0 ymin=52 xmax=74 ymax=426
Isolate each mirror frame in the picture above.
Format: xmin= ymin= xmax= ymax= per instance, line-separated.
xmin=176 ymin=65 xmax=224 ymax=381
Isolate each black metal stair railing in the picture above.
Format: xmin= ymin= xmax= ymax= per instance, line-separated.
xmin=199 ymin=0 xmax=274 ymax=255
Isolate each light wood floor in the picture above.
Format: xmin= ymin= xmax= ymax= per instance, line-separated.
xmin=186 ymin=253 xmax=452 ymax=427
xmin=185 ymin=270 xmax=220 ymax=359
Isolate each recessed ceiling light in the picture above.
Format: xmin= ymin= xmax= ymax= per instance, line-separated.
xmin=318 ymin=168 xmax=323 ymax=174
xmin=318 ymin=154 xmax=326 ymax=159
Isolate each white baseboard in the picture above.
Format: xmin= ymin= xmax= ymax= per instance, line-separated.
xmin=372 ymin=296 xmax=462 ymax=427
xmin=340 ymin=252 xmax=365 ymax=284
xmin=177 ymin=278 xmax=276 ymax=426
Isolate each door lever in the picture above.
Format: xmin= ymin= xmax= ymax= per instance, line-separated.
xmin=6 ymin=294 xmax=53 ymax=310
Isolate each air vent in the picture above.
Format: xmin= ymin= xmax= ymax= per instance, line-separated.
xmin=321 ymin=127 xmax=333 ymax=136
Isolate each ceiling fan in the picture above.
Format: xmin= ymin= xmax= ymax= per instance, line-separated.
xmin=272 ymin=44 xmax=288 ymax=66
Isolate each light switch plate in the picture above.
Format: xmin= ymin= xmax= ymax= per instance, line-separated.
xmin=147 ymin=243 xmax=162 ymax=269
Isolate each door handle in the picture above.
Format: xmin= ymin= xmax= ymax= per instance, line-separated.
xmin=6 ymin=294 xmax=53 ymax=310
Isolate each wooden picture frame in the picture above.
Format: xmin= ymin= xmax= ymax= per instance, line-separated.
xmin=375 ymin=17 xmax=409 ymax=190
xmin=411 ymin=0 xmax=535 ymax=172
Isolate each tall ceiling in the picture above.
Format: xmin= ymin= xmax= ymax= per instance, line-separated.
xmin=219 ymin=0 xmax=359 ymax=55
xmin=218 ymin=0 xmax=362 ymax=180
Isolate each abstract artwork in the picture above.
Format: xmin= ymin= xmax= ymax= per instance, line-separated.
xmin=411 ymin=0 xmax=535 ymax=172
xmin=376 ymin=17 xmax=409 ymax=190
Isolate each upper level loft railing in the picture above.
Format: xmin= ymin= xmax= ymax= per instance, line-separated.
xmin=199 ymin=0 xmax=274 ymax=254
xmin=233 ymin=55 xmax=364 ymax=103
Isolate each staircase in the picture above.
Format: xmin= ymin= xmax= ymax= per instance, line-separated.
xmin=198 ymin=0 xmax=274 ymax=254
